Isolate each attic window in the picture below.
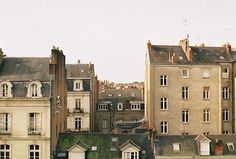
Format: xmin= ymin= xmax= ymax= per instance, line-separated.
xmin=203 ymin=71 xmax=210 ymax=79
xmin=179 ymin=56 xmax=183 ymax=60
xmin=173 ymin=143 xmax=180 ymax=151
xmin=91 ymin=146 xmax=97 ymax=151
xmin=110 ymin=147 xmax=117 ymax=152
xmin=142 ymin=150 xmax=146 ymax=155
xmin=227 ymin=143 xmax=235 ymax=151
xmin=112 ymin=137 xmax=118 ymax=142
xmin=73 ymin=80 xmax=83 ymax=91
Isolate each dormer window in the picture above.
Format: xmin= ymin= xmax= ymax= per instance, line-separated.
xmin=117 ymin=103 xmax=123 ymax=111
xmin=73 ymin=80 xmax=83 ymax=91
xmin=0 ymin=81 xmax=13 ymax=98
xmin=27 ymin=81 xmax=42 ymax=98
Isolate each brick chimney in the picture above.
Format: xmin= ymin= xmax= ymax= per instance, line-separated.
xmin=223 ymin=42 xmax=231 ymax=53
xmin=147 ymin=40 xmax=152 ymax=51
xmin=171 ymin=53 xmax=177 ymax=64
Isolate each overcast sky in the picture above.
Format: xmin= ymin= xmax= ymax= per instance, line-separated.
xmin=1 ymin=0 xmax=236 ymax=83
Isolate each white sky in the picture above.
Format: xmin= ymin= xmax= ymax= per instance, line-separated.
xmin=1 ymin=0 xmax=236 ymax=82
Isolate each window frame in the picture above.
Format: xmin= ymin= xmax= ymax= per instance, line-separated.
xmin=203 ymin=109 xmax=210 ymax=123
xmin=75 ymin=117 xmax=81 ymax=130
xmin=160 ymin=75 xmax=168 ymax=87
xmin=203 ymin=87 xmax=210 ymax=100
xmin=0 ymin=81 xmax=13 ymax=98
xmin=182 ymin=110 xmax=189 ymax=123
xmin=160 ymin=121 xmax=168 ymax=134
xmin=0 ymin=144 xmax=10 ymax=159
xmin=73 ymin=80 xmax=83 ymax=91
xmin=182 ymin=87 xmax=189 ymax=100
xmin=28 ymin=113 xmax=41 ymax=135
xmin=29 ymin=144 xmax=40 ymax=159
xmin=222 ymin=87 xmax=229 ymax=99
xmin=27 ymin=81 xmax=42 ymax=98
xmin=182 ymin=69 xmax=189 ymax=78
xmin=0 ymin=113 xmax=11 ymax=134
xmin=160 ymin=97 xmax=168 ymax=110
xmin=222 ymin=109 xmax=229 ymax=121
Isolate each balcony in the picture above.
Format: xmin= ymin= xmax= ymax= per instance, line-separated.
xmin=28 ymin=127 xmax=41 ymax=135
xmin=73 ymin=108 xmax=84 ymax=113
xmin=0 ymin=126 xmax=11 ymax=135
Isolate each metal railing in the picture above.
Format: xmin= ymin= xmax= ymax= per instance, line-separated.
xmin=28 ymin=127 xmax=41 ymax=135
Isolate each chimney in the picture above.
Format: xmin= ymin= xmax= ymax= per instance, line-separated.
xmin=223 ymin=42 xmax=231 ymax=53
xmin=0 ymin=48 xmax=5 ymax=65
xmin=77 ymin=59 xmax=80 ymax=64
xmin=171 ymin=53 xmax=177 ymax=64
xmin=179 ymin=37 xmax=193 ymax=61
xmin=147 ymin=40 xmax=152 ymax=51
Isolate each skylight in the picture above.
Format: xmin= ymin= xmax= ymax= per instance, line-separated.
xmin=91 ymin=146 xmax=97 ymax=151
xmin=227 ymin=143 xmax=235 ymax=151
xmin=173 ymin=143 xmax=180 ymax=151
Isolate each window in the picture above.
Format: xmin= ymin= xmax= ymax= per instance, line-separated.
xmin=73 ymin=80 xmax=83 ymax=91
xmin=160 ymin=121 xmax=168 ymax=134
xmin=29 ymin=145 xmax=40 ymax=159
xmin=29 ymin=113 xmax=41 ymax=135
xmin=117 ymin=103 xmax=123 ymax=111
xmin=160 ymin=97 xmax=168 ymax=110
xmin=160 ymin=75 xmax=168 ymax=86
xmin=27 ymin=81 xmax=42 ymax=98
xmin=75 ymin=118 xmax=81 ymax=130
xmin=0 ymin=82 xmax=13 ymax=98
xmin=222 ymin=68 xmax=229 ymax=78
xmin=0 ymin=144 xmax=10 ymax=159
xmin=75 ymin=99 xmax=81 ymax=109
xmin=223 ymin=131 xmax=229 ymax=134
xmin=203 ymin=87 xmax=210 ymax=100
xmin=102 ymin=119 xmax=108 ymax=129
xmin=203 ymin=71 xmax=210 ymax=78
xmin=0 ymin=113 xmax=11 ymax=134
xmin=112 ymin=137 xmax=118 ymax=142
xmin=91 ymin=146 xmax=97 ymax=151
xmin=182 ymin=87 xmax=189 ymax=100
xmin=222 ymin=87 xmax=229 ymax=99
xmin=173 ymin=143 xmax=180 ymax=151
xmin=182 ymin=69 xmax=189 ymax=78
xmin=98 ymin=104 xmax=108 ymax=110
xmin=131 ymin=103 xmax=141 ymax=110
xmin=123 ymin=152 xmax=138 ymax=159
xmin=203 ymin=132 xmax=209 ymax=135
xmin=227 ymin=143 xmax=235 ymax=151
xmin=203 ymin=110 xmax=210 ymax=123
xmin=182 ymin=110 xmax=189 ymax=123
xmin=222 ymin=109 xmax=229 ymax=121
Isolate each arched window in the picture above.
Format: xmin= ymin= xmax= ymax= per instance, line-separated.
xmin=29 ymin=144 xmax=40 ymax=159
xmin=0 ymin=81 xmax=13 ymax=98
xmin=117 ymin=103 xmax=123 ymax=111
xmin=27 ymin=81 xmax=42 ymax=98
xmin=0 ymin=144 xmax=10 ymax=159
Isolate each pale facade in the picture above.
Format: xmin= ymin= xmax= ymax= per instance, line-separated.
xmin=0 ymin=48 xmax=67 ymax=159
xmin=66 ymin=63 xmax=98 ymax=132
xmin=145 ymin=40 xmax=235 ymax=135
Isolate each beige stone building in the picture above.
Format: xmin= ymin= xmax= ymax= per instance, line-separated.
xmin=145 ymin=39 xmax=235 ymax=135
xmin=0 ymin=48 xmax=67 ymax=159
xmin=66 ymin=62 xmax=98 ymax=132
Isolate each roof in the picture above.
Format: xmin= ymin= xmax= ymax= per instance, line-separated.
xmin=0 ymin=57 xmax=50 ymax=81
xmin=155 ymin=135 xmax=236 ymax=157
xmin=148 ymin=45 xmax=233 ymax=65
xmin=56 ymin=132 xmax=154 ymax=159
xmin=66 ymin=64 xmax=93 ymax=78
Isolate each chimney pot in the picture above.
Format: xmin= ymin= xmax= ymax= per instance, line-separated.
xmin=147 ymin=40 xmax=152 ymax=51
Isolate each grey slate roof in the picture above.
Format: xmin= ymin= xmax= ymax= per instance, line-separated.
xmin=0 ymin=57 xmax=50 ymax=81
xmin=56 ymin=132 xmax=154 ymax=159
xmin=155 ymin=135 xmax=236 ymax=157
xmin=66 ymin=64 xmax=92 ymax=78
xmin=149 ymin=45 xmax=233 ymax=65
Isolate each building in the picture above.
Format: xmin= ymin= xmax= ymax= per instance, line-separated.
xmin=0 ymin=48 xmax=67 ymax=159
xmin=96 ymin=88 xmax=144 ymax=133
xmin=66 ymin=62 xmax=98 ymax=132
xmin=154 ymin=134 xmax=236 ymax=158
xmin=145 ymin=39 xmax=236 ymax=135
xmin=55 ymin=132 xmax=154 ymax=159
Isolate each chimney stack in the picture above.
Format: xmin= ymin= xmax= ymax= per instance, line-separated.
xmin=223 ymin=42 xmax=231 ymax=53
xmin=0 ymin=48 xmax=6 ymax=65
xmin=179 ymin=37 xmax=193 ymax=61
xmin=147 ymin=40 xmax=152 ymax=51
xmin=171 ymin=53 xmax=177 ymax=64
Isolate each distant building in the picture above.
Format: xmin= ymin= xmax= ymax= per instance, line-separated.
xmin=145 ymin=39 xmax=236 ymax=135
xmin=154 ymin=134 xmax=236 ymax=158
xmin=55 ymin=132 xmax=154 ymax=159
xmin=96 ymin=88 xmax=144 ymax=133
xmin=0 ymin=48 xmax=67 ymax=159
xmin=66 ymin=62 xmax=98 ymax=132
